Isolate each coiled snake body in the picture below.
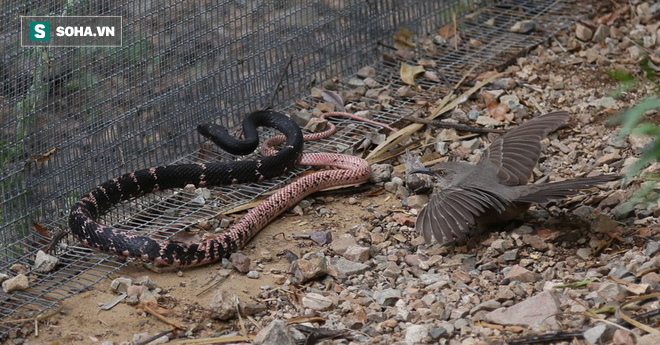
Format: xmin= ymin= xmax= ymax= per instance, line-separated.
xmin=69 ymin=110 xmax=388 ymax=267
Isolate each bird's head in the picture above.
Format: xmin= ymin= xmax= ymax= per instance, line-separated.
xmin=409 ymin=163 xmax=459 ymax=188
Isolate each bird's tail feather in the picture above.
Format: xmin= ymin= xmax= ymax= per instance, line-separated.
xmin=514 ymin=175 xmax=620 ymax=204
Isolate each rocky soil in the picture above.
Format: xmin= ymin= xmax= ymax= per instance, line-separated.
xmin=8 ymin=0 xmax=660 ymax=344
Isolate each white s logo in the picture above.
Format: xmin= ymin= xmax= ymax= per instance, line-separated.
xmin=34 ymin=24 xmax=46 ymax=38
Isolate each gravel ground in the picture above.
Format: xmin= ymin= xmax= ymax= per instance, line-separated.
xmin=245 ymin=1 xmax=660 ymax=344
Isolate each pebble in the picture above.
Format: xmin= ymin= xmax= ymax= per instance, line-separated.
xmin=373 ymin=288 xmax=402 ymax=306
xmin=583 ymin=324 xmax=612 ymax=345
xmin=110 ymin=277 xmax=132 ymax=294
xmin=461 ymin=138 xmax=480 ymax=151
xmin=510 ymin=20 xmax=535 ymax=33
xmin=369 ymin=164 xmax=393 ymax=183
xmin=302 ymin=293 xmax=334 ymax=311
xmin=501 ymin=249 xmax=518 ymax=261
xmin=406 ymin=195 xmax=429 ymax=209
xmin=468 ymin=109 xmax=481 ymax=120
xmin=253 ymin=320 xmax=295 ymax=345
xmin=209 ymin=290 xmax=238 ymax=320
xmin=646 ymin=241 xmax=660 ymax=257
xmin=484 ymin=291 xmax=562 ymax=331
xmin=310 ymin=231 xmax=332 ymax=246
xmin=503 ymin=265 xmax=540 ymax=283
xmin=230 ymin=252 xmax=251 ymax=273
xmin=521 ymin=234 xmax=548 ymax=251
xmin=592 ymin=24 xmax=609 ymax=43
xmin=2 ymin=274 xmax=28 ymax=293
xmin=576 ymin=24 xmax=594 ymax=41
xmin=638 ymin=332 xmax=660 ymax=345
xmin=576 ymin=248 xmax=593 ymax=260
xmin=475 ymin=116 xmax=502 ymax=126
xmin=343 ymin=245 xmax=370 ymax=262
xmin=289 ymin=252 xmax=328 ymax=284
xmin=429 ymin=327 xmax=448 ymax=340
xmin=33 ymin=250 xmax=59 ymax=273
xmin=331 ymin=257 xmax=369 ymax=279
xmin=404 ymin=325 xmax=428 ymax=345
xmin=331 ymin=235 xmax=357 ymax=255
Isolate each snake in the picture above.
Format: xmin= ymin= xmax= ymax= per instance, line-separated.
xmin=69 ymin=110 xmax=393 ymax=267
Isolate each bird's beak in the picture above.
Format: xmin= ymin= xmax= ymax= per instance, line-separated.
xmin=409 ymin=167 xmax=436 ymax=176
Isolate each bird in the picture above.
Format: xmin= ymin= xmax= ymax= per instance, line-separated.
xmin=410 ymin=111 xmax=620 ymax=244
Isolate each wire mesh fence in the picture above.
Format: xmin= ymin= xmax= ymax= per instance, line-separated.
xmin=0 ymin=0 xmax=588 ymax=338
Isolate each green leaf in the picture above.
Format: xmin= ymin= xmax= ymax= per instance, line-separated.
xmin=610 ymin=97 xmax=660 ymax=136
xmin=553 ymin=279 xmax=598 ymax=289
xmin=606 ymin=68 xmax=635 ymax=82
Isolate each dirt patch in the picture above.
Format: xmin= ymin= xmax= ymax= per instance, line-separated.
xmin=30 ymin=193 xmax=398 ymax=344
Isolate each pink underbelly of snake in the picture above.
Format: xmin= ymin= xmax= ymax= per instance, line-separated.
xmin=149 ymin=112 xmax=392 ymax=266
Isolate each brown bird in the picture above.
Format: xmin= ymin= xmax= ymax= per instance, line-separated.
xmin=411 ymin=111 xmax=619 ymax=244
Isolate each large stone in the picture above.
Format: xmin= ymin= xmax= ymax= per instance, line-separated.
xmin=289 ymin=252 xmax=328 ymax=284
xmin=576 ymin=24 xmax=594 ymax=41
xmin=331 ymin=257 xmax=370 ymax=279
xmin=2 ymin=274 xmax=28 ymax=293
xmin=331 ymin=235 xmax=357 ymax=255
xmin=591 ymin=24 xmax=609 ymax=43
xmin=373 ymin=288 xmax=402 ymax=307
xmin=253 ymin=320 xmax=294 ymax=345
xmin=405 ymin=324 xmax=428 ymax=345
xmin=209 ymin=290 xmax=238 ymax=320
xmin=638 ymin=332 xmax=660 ymax=345
xmin=34 ymin=250 xmax=59 ymax=273
xmin=369 ymin=164 xmax=393 ymax=183
xmin=583 ymin=324 xmax=613 ymax=345
xmin=503 ymin=265 xmax=540 ymax=283
xmin=230 ymin=252 xmax=251 ymax=273
xmin=110 ymin=277 xmax=132 ymax=294
xmin=406 ymin=195 xmax=429 ymax=210
xmin=484 ymin=291 xmax=563 ymax=331
xmin=343 ymin=245 xmax=370 ymax=262
xmin=302 ymin=293 xmax=334 ymax=311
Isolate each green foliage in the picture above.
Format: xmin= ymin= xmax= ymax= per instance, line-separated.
xmin=640 ymin=57 xmax=658 ymax=82
xmin=610 ymin=72 xmax=659 ymax=210
xmin=612 ymin=96 xmax=660 ymax=177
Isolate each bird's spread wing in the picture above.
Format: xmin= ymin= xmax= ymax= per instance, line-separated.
xmin=416 ymin=186 xmax=511 ymax=244
xmin=480 ymin=111 xmax=570 ymax=186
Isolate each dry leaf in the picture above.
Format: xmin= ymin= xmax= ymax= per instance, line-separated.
xmin=625 ymin=283 xmax=649 ymax=295
xmin=448 ymin=34 xmax=463 ymax=49
xmin=476 ymin=69 xmax=500 ymax=81
xmin=437 ymin=23 xmax=456 ymax=39
xmin=400 ymin=62 xmax=425 ymax=87
xmin=489 ymin=103 xmax=510 ymax=121
xmin=32 ymin=223 xmax=50 ymax=237
xmin=396 ymin=49 xmax=415 ymax=60
xmin=171 ymin=231 xmax=202 ymax=244
xmin=481 ymin=91 xmax=497 ymax=106
xmin=423 ymin=71 xmax=441 ymax=82
xmin=30 ymin=147 xmax=57 ymax=164
xmin=393 ymin=27 xmax=415 ymax=48
xmin=417 ymin=58 xmax=436 ymax=68
xmin=597 ymin=6 xmax=627 ymax=25
xmin=321 ymin=89 xmax=345 ymax=112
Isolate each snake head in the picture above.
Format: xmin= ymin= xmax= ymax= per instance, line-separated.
xmin=410 ymin=167 xmax=446 ymax=178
